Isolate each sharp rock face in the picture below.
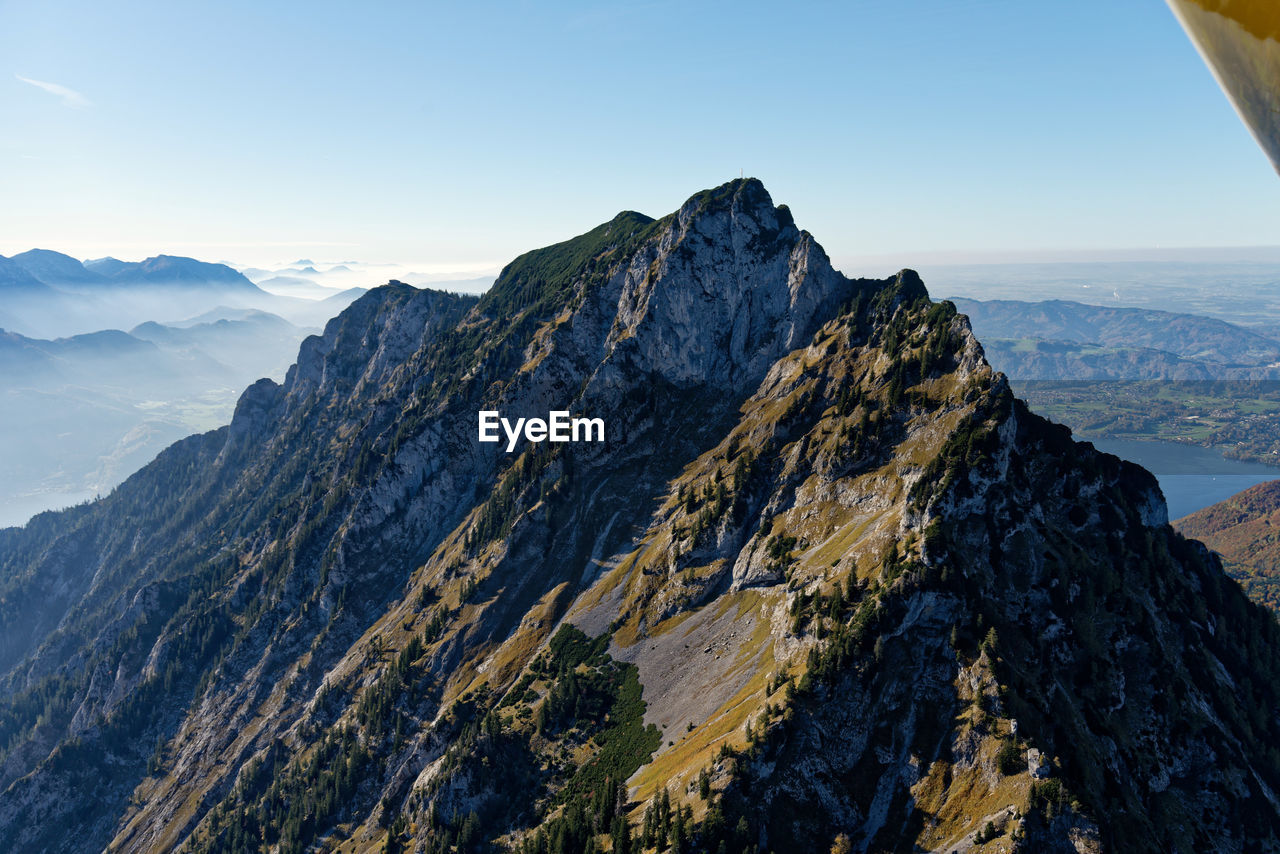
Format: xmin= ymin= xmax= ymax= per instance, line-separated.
xmin=1 ymin=180 xmax=1279 ymax=854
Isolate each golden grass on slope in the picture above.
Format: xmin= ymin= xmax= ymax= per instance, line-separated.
xmin=912 ymin=729 xmax=1033 ymax=851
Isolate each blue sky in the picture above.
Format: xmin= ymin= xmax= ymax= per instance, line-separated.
xmin=2 ymin=0 xmax=1276 ymax=274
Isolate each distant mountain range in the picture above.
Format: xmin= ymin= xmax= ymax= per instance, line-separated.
xmin=13 ymin=249 xmax=258 ymax=290
xmin=0 ymin=309 xmax=307 ymax=387
xmin=0 ymin=255 xmax=57 ymax=295
xmin=10 ymin=249 xmax=107 ymax=286
xmin=952 ymin=297 xmax=1280 ymax=380
xmin=920 ymin=260 xmax=1280 ymax=331
xmin=0 ymin=249 xmax=365 ymax=338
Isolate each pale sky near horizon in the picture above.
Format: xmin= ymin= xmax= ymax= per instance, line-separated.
xmin=2 ymin=0 xmax=1277 ymax=276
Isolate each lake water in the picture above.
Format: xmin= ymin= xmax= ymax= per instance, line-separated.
xmin=1090 ymin=438 xmax=1280 ymax=520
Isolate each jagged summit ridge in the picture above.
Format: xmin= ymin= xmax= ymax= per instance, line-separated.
xmin=600 ymin=178 xmax=845 ymax=390
xmin=0 ymin=181 xmax=1278 ymax=854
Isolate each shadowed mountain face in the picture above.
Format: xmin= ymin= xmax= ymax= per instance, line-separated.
xmin=1 ymin=180 xmax=1279 ymax=854
xmin=1175 ymin=479 xmax=1280 ymax=612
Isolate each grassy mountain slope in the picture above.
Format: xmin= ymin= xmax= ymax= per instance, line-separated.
xmin=1175 ymin=479 xmax=1280 ymax=612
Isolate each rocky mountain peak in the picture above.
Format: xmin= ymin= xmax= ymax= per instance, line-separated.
xmin=2 ymin=182 xmax=1280 ymax=854
xmin=507 ymin=178 xmax=849 ymax=394
xmin=672 ymin=177 xmax=794 ymax=241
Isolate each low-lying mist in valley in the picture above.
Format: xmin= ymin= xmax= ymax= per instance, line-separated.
xmin=0 ymin=250 xmax=418 ymax=527
xmin=0 ymin=312 xmax=316 ymax=527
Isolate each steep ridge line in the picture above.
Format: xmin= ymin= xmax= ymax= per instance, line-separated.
xmin=0 ymin=180 xmax=1277 ymax=853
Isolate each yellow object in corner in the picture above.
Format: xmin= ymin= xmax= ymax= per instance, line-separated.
xmin=1167 ymin=0 xmax=1280 ymax=174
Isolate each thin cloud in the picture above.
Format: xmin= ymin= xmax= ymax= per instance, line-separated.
xmin=15 ymin=74 xmax=89 ymax=108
